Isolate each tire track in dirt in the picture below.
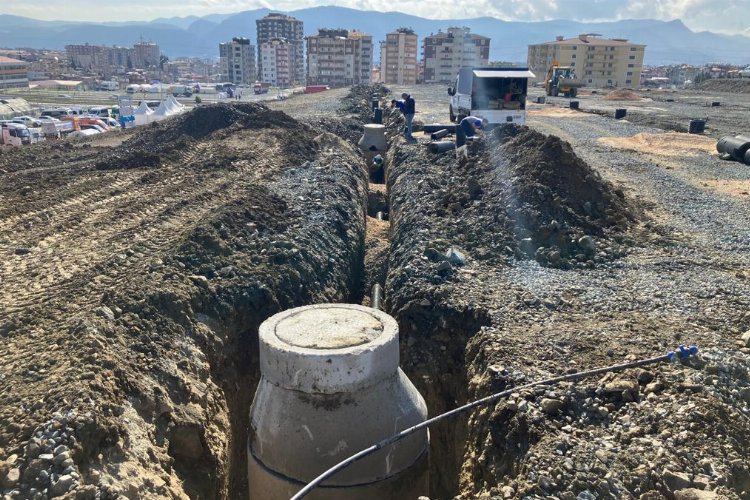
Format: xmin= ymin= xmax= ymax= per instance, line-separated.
xmin=0 ymin=137 xmax=286 ymax=316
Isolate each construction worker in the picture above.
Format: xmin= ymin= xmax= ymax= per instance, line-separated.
xmin=401 ymin=93 xmax=415 ymax=139
xmin=456 ymin=116 xmax=488 ymax=146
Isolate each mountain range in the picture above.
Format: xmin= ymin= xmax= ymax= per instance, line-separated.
xmin=1 ymin=7 xmax=749 ymax=65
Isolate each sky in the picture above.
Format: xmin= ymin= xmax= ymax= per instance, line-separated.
xmin=2 ymin=0 xmax=749 ymax=36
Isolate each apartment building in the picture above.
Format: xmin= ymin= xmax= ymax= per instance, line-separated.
xmin=65 ymin=44 xmax=108 ymax=71
xmin=107 ymin=46 xmax=133 ymax=69
xmin=380 ymin=28 xmax=418 ymax=85
xmin=422 ymin=27 xmax=490 ymax=83
xmin=66 ymin=42 xmax=157 ymax=75
xmin=133 ymin=42 xmax=160 ymax=69
xmin=219 ymin=37 xmax=256 ymax=85
xmin=527 ymin=34 xmax=646 ymax=88
xmin=260 ymin=39 xmax=293 ymax=87
xmin=306 ymin=29 xmax=372 ymax=87
xmin=0 ymin=56 xmax=29 ymax=89
xmin=256 ymin=13 xmax=304 ymax=85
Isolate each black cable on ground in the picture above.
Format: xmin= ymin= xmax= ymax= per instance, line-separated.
xmin=290 ymin=345 xmax=699 ymax=500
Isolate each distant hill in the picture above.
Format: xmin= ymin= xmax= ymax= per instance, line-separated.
xmin=1 ymin=8 xmax=749 ymax=65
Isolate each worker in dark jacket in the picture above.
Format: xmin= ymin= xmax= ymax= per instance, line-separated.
xmin=401 ymin=93 xmax=415 ymax=139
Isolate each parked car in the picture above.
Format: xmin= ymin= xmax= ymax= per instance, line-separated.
xmin=741 ymin=67 xmax=750 ymax=78
xmin=41 ymin=108 xmax=74 ymax=119
xmin=12 ymin=116 xmax=42 ymax=127
xmin=37 ymin=116 xmax=61 ymax=123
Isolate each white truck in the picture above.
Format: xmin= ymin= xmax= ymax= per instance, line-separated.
xmin=448 ymin=67 xmax=535 ymax=126
xmin=99 ymin=81 xmax=119 ymax=91
xmin=1 ymin=123 xmax=31 ymax=147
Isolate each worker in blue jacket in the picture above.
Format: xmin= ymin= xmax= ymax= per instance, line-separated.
xmin=392 ymin=93 xmax=416 ymax=140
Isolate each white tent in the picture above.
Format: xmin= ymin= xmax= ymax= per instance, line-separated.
xmin=133 ymin=101 xmax=154 ymax=126
xmin=151 ymin=100 xmax=177 ymax=122
xmin=166 ymin=95 xmax=184 ymax=111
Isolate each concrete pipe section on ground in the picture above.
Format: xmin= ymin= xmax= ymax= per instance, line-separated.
xmin=248 ymin=304 xmax=429 ymax=500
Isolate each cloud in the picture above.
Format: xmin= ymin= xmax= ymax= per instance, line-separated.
xmin=1 ymin=0 xmax=748 ymax=35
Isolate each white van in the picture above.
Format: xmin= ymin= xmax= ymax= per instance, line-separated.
xmin=41 ymin=108 xmax=74 ymax=118
xmin=448 ymin=67 xmax=535 ymax=126
xmin=89 ymin=106 xmax=112 ymax=118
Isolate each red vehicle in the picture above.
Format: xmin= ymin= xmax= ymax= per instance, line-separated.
xmin=304 ymin=85 xmax=330 ymax=94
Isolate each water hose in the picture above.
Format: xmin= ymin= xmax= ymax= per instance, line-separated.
xmin=290 ymin=345 xmax=699 ymax=500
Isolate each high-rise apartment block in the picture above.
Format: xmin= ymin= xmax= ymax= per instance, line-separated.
xmin=66 ymin=42 xmax=161 ymax=75
xmin=527 ymin=34 xmax=645 ymax=88
xmin=380 ymin=28 xmax=418 ymax=85
xmin=256 ymin=13 xmax=304 ymax=85
xmin=422 ymin=27 xmax=490 ymax=83
xmin=260 ymin=39 xmax=293 ymax=87
xmin=306 ymin=29 xmax=372 ymax=87
xmin=219 ymin=37 xmax=256 ymax=85
xmin=133 ymin=42 xmax=160 ymax=69
xmin=65 ymin=44 xmax=108 ymax=71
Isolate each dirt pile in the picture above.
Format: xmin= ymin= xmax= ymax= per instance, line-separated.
xmin=0 ymin=104 xmax=368 ymax=499
xmin=693 ymin=78 xmax=750 ymax=94
xmin=94 ymin=102 xmax=317 ymax=171
xmin=382 ymin=98 xmax=750 ymax=500
xmin=303 ymin=116 xmax=364 ymax=146
xmin=339 ymin=83 xmax=390 ymax=121
xmin=605 ymin=89 xmax=643 ymax=101
xmin=490 ymin=126 xmax=639 ymax=267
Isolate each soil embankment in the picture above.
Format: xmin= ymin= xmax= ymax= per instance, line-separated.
xmin=0 ymin=102 xmax=368 ymax=498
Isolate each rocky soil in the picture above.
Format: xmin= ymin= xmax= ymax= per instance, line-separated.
xmin=380 ymin=94 xmax=750 ymax=499
xmin=2 ymin=81 xmax=749 ymax=500
xmin=0 ymin=102 xmax=368 ymax=499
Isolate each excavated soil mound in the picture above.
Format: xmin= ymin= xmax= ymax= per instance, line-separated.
xmin=489 ymin=126 xmax=638 ymax=267
xmin=304 ymin=116 xmax=364 ymax=146
xmin=694 ymin=78 xmax=750 ymax=94
xmin=599 ymin=132 xmax=717 ymax=157
xmin=340 ymin=83 xmax=390 ymax=121
xmin=95 ymin=103 xmax=313 ymax=171
xmin=0 ymin=100 xmax=368 ymax=499
xmin=604 ymin=89 xmax=643 ymax=101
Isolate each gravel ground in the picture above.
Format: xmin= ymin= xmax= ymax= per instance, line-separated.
xmin=2 ymin=82 xmax=749 ymax=500
xmin=528 ymin=86 xmax=750 ymax=139
xmin=381 ymin=86 xmax=750 ymax=499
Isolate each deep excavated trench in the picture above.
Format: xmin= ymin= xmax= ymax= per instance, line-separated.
xmin=192 ymin=106 xmax=481 ymax=499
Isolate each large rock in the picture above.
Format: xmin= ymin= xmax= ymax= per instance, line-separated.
xmin=741 ymin=330 xmax=750 ymax=347
xmin=662 ymin=469 xmax=691 ymax=491
xmin=541 ymin=398 xmax=564 ymax=415
xmin=674 ymin=489 xmax=719 ymax=500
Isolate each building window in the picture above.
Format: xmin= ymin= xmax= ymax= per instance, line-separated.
xmin=628 ymin=64 xmax=634 ymax=68
xmin=627 ymin=71 xmax=633 ymax=76
xmin=629 ymin=55 xmax=635 ymax=60
xmin=572 ymin=54 xmax=576 ymax=58
xmin=630 ymin=47 xmax=637 ymax=51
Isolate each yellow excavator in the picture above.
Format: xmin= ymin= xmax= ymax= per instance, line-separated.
xmin=545 ymin=60 xmax=584 ymax=97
